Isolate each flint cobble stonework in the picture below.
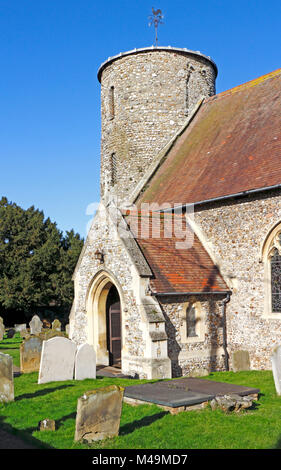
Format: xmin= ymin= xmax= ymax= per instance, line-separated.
xmin=194 ymin=190 xmax=281 ymax=370
xmin=99 ymin=48 xmax=216 ymax=202
xmin=160 ymin=295 xmax=226 ymax=377
xmin=71 ymin=210 xmax=145 ymax=361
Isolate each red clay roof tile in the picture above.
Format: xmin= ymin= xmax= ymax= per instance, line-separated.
xmin=126 ymin=213 xmax=228 ymax=294
xmin=138 ymin=68 xmax=281 ymax=207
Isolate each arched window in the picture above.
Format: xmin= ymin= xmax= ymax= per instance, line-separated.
xmin=186 ymin=305 xmax=198 ymax=338
xmin=180 ymin=300 xmax=205 ymax=343
xmin=262 ymin=224 xmax=281 ymax=317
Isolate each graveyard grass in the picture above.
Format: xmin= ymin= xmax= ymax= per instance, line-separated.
xmin=1 ymin=334 xmax=281 ymax=449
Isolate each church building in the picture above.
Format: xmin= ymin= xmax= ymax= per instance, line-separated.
xmin=69 ymin=46 xmax=281 ymax=379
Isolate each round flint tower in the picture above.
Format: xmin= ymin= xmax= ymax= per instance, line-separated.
xmin=98 ymin=46 xmax=217 ymax=203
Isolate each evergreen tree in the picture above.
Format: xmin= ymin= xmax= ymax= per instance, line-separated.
xmin=0 ymin=197 xmax=83 ymax=316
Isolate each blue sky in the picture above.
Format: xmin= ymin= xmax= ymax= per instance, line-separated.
xmin=1 ymin=0 xmax=280 ymax=238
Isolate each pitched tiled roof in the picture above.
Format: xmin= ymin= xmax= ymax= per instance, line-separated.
xmin=138 ymin=68 xmax=281 ymax=207
xmin=126 ymin=212 xmax=228 ymax=294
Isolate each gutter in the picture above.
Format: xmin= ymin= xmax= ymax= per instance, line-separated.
xmin=151 ymin=291 xmax=231 ymax=296
xmin=158 ymin=183 xmax=281 ymax=213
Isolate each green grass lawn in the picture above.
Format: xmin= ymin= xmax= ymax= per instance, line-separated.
xmin=1 ymin=333 xmax=281 ymax=449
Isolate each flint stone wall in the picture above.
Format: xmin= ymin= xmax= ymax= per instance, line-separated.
xmin=71 ymin=208 xmax=146 ymax=362
xmin=100 ymin=48 xmax=216 ymax=201
xmin=194 ymin=190 xmax=281 ymax=370
xmin=160 ymin=294 xmax=226 ymax=377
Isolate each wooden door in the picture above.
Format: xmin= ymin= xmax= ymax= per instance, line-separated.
xmin=108 ymin=301 xmax=121 ymax=367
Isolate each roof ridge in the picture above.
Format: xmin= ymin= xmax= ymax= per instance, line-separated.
xmin=206 ymin=67 xmax=281 ymax=102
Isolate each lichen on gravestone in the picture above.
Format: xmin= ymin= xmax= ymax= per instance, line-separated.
xmin=74 ymin=385 xmax=124 ymax=442
xmin=0 ymin=352 xmax=14 ymax=402
xmin=51 ymin=319 xmax=61 ymax=331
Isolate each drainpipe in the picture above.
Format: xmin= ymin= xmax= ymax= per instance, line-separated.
xmin=222 ymin=292 xmax=231 ymax=371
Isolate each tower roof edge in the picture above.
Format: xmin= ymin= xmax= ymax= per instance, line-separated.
xmin=97 ymin=46 xmax=218 ymax=82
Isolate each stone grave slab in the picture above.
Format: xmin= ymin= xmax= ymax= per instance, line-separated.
xmin=29 ymin=315 xmax=43 ymax=335
xmin=38 ymin=337 xmax=77 ymax=384
xmin=20 ymin=336 xmax=43 ymax=373
xmin=124 ymin=377 xmax=260 ymax=408
xmin=74 ymin=385 xmax=124 ymax=442
xmin=271 ymin=344 xmax=281 ymax=395
xmin=75 ymin=343 xmax=96 ymax=380
xmin=0 ymin=352 xmax=14 ymax=402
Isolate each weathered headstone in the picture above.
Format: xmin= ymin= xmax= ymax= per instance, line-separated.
xmin=271 ymin=344 xmax=281 ymax=395
xmin=29 ymin=315 xmax=43 ymax=335
xmin=38 ymin=336 xmax=77 ymax=384
xmin=52 ymin=319 xmax=61 ymax=331
xmin=65 ymin=324 xmax=70 ymax=336
xmin=7 ymin=328 xmax=15 ymax=339
xmin=20 ymin=336 xmax=43 ymax=373
xmin=74 ymin=343 xmax=96 ymax=380
xmin=0 ymin=353 xmax=14 ymax=402
xmin=232 ymin=350 xmax=250 ymax=372
xmin=74 ymin=385 xmax=124 ymax=442
xmin=0 ymin=322 xmax=4 ymax=341
xmin=14 ymin=324 xmax=27 ymax=333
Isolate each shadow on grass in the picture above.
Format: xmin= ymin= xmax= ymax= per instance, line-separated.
xmin=54 ymin=412 xmax=77 ymax=431
xmin=0 ymin=416 xmax=54 ymax=449
xmin=15 ymin=384 xmax=75 ymax=401
xmin=119 ymin=411 xmax=169 ymax=436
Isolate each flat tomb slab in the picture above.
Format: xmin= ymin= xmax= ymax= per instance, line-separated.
xmin=124 ymin=378 xmax=260 ymax=408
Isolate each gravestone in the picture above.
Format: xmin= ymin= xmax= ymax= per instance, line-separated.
xmin=271 ymin=344 xmax=281 ymax=395
xmin=20 ymin=336 xmax=43 ymax=373
xmin=232 ymin=350 xmax=250 ymax=372
xmin=0 ymin=352 xmax=14 ymax=402
xmin=65 ymin=324 xmax=70 ymax=336
xmin=29 ymin=315 xmax=43 ymax=335
xmin=0 ymin=322 xmax=4 ymax=341
xmin=38 ymin=336 xmax=77 ymax=384
xmin=74 ymin=385 xmax=124 ymax=442
xmin=14 ymin=324 xmax=27 ymax=333
xmin=74 ymin=343 xmax=96 ymax=380
xmin=7 ymin=328 xmax=15 ymax=339
xmin=52 ymin=319 xmax=61 ymax=331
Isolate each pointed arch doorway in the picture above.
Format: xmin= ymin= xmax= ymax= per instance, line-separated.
xmin=87 ymin=271 xmax=123 ymax=369
xmin=106 ymin=285 xmax=121 ymax=367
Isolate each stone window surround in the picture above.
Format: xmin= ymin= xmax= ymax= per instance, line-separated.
xmin=179 ymin=298 xmax=205 ymax=344
xmin=262 ymin=221 xmax=281 ymax=320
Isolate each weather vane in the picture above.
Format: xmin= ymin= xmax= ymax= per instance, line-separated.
xmin=148 ymin=8 xmax=164 ymax=46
